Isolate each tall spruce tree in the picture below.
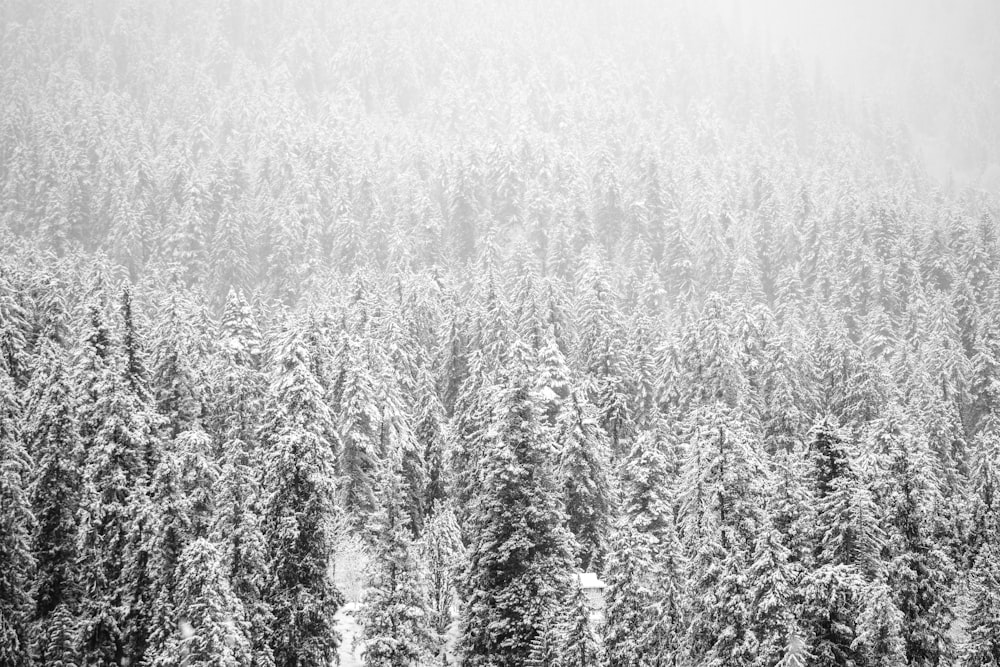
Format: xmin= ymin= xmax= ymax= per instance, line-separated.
xmin=678 ymin=406 xmax=770 ymax=667
xmin=357 ymin=460 xmax=433 ymax=667
xmin=214 ymin=442 xmax=274 ymax=667
xmin=557 ymin=390 xmax=613 ymax=572
xmin=420 ymin=501 xmax=465 ymax=655
xmin=173 ymin=538 xmax=253 ymax=666
xmin=963 ymin=543 xmax=1000 ymax=666
xmin=460 ymin=354 xmax=575 ymax=666
xmin=74 ymin=308 xmax=157 ymax=666
xmin=602 ymin=520 xmax=684 ymax=666
xmin=24 ymin=340 xmax=82 ymax=664
xmin=0 ymin=369 xmax=35 ymax=666
xmin=874 ymin=414 xmax=956 ymax=665
xmin=261 ymin=326 xmax=344 ymax=666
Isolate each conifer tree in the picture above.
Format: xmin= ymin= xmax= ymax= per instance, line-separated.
xmin=622 ymin=420 xmax=679 ymax=546
xmin=173 ymin=538 xmax=253 ymax=667
xmin=420 ymin=502 xmax=465 ymax=653
xmin=602 ymin=521 xmax=683 ymax=666
xmin=337 ymin=339 xmax=382 ymax=527
xmin=0 ymin=271 xmax=30 ymax=386
xmin=0 ymin=369 xmax=35 ymax=666
xmin=874 ymin=415 xmax=956 ymax=664
xmin=799 ymin=417 xmax=877 ymax=667
xmin=75 ymin=327 xmax=157 ymax=665
xmin=746 ymin=528 xmax=798 ymax=667
xmin=460 ymin=357 xmax=575 ymax=667
xmin=413 ymin=377 xmax=451 ymax=513
xmin=851 ymin=581 xmax=906 ymax=665
xmin=24 ymin=341 xmax=83 ymax=664
xmin=969 ymin=413 xmax=1000 ymax=561
xmin=358 ymin=461 xmax=433 ymax=667
xmin=556 ymin=580 xmax=602 ymax=667
xmin=214 ymin=443 xmax=274 ymax=667
xmin=963 ymin=543 xmax=1000 ymax=666
xmin=150 ymin=297 xmax=204 ymax=438
xmin=678 ymin=406 xmax=770 ymax=666
xmin=261 ymin=326 xmax=344 ymax=666
xmin=557 ymin=390 xmax=613 ymax=572
xmin=143 ymin=429 xmax=219 ymax=666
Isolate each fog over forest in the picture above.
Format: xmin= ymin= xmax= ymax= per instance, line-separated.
xmin=1 ymin=1 xmax=999 ymax=666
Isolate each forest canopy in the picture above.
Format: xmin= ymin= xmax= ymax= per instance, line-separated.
xmin=1 ymin=1 xmax=999 ymax=665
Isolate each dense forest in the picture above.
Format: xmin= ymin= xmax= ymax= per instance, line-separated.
xmin=2 ymin=1 xmax=1000 ymax=665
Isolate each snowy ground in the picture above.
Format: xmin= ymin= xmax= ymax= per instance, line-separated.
xmin=336 ymin=603 xmax=363 ymax=667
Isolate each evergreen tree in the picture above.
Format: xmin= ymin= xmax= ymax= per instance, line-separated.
xmin=173 ymin=538 xmax=253 ymax=667
xmin=214 ymin=442 xmax=274 ymax=667
xmin=851 ymin=580 xmax=906 ymax=666
xmin=261 ymin=326 xmax=344 ymax=666
xmin=150 ymin=297 xmax=204 ymax=438
xmin=74 ymin=341 xmax=156 ymax=665
xmin=24 ymin=341 xmax=83 ymax=664
xmin=557 ymin=390 xmax=613 ymax=572
xmin=602 ymin=521 xmax=683 ymax=666
xmin=460 ymin=359 xmax=575 ymax=667
xmin=678 ymin=406 xmax=770 ymax=666
xmin=874 ymin=415 xmax=956 ymax=665
xmin=622 ymin=420 xmax=678 ymax=546
xmin=969 ymin=413 xmax=1000 ymax=561
xmin=746 ymin=527 xmax=798 ymax=667
xmin=0 ymin=369 xmax=35 ymax=666
xmin=357 ymin=462 xmax=433 ymax=667
xmin=337 ymin=338 xmax=382 ymax=528
xmin=555 ymin=581 xmax=602 ymax=667
xmin=143 ymin=429 xmax=219 ymax=666
xmin=799 ymin=417 xmax=880 ymax=667
xmin=420 ymin=502 xmax=465 ymax=654
xmin=963 ymin=543 xmax=1000 ymax=666
xmin=414 ymin=377 xmax=451 ymax=513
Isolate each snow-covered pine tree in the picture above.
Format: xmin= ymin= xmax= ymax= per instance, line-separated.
xmin=746 ymin=527 xmax=798 ymax=667
xmin=677 ymin=293 xmax=747 ymax=410
xmin=143 ymin=429 xmax=219 ymax=666
xmin=557 ymin=389 xmax=613 ymax=572
xmin=678 ymin=405 xmax=770 ymax=667
xmin=24 ymin=340 xmax=83 ymax=663
xmin=374 ymin=362 xmax=427 ymax=537
xmin=0 ymin=368 xmax=35 ymax=666
xmin=622 ymin=419 xmax=679 ymax=546
xmin=574 ymin=250 xmax=634 ymax=455
xmin=119 ymin=285 xmax=152 ymax=404
xmin=413 ymin=373 xmax=451 ymax=515
xmin=0 ymin=269 xmax=30 ymax=386
xmin=261 ymin=326 xmax=344 ymax=666
xmin=767 ymin=443 xmax=815 ymax=567
xmin=799 ymin=417 xmax=887 ymax=667
xmin=851 ymin=580 xmax=906 ymax=665
xmin=150 ymin=296 xmax=204 ymax=439
xmin=74 ymin=309 xmax=158 ymax=665
xmin=962 ymin=542 xmax=1000 ymax=666
xmin=555 ymin=579 xmax=602 ymax=667
xmin=872 ymin=414 xmax=956 ymax=664
xmin=969 ymin=412 xmax=1000 ymax=563
xmin=420 ymin=501 xmax=465 ymax=654
xmin=214 ymin=442 xmax=274 ymax=667
xmin=449 ymin=348 xmax=501 ymax=524
xmin=173 ymin=538 xmax=253 ymax=666
xmin=602 ymin=517 xmax=685 ymax=666
xmin=460 ymin=351 xmax=575 ymax=666
xmin=357 ymin=458 xmax=433 ymax=667
xmin=535 ymin=329 xmax=572 ymax=426
xmin=337 ymin=337 xmax=382 ymax=528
